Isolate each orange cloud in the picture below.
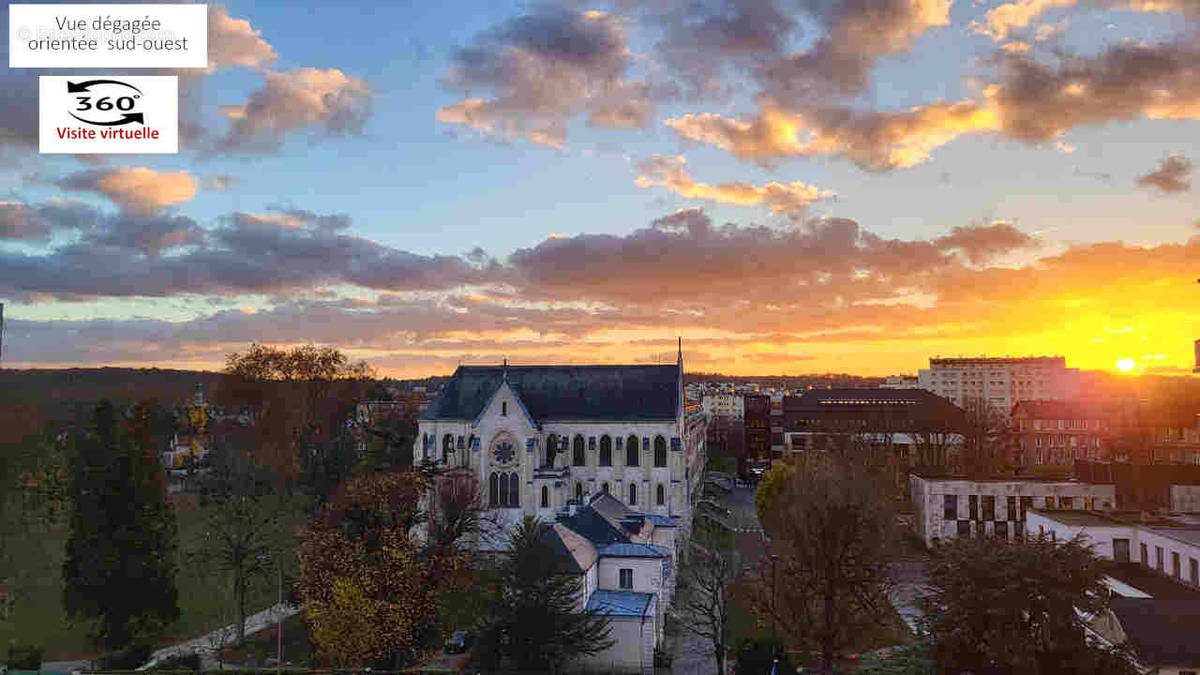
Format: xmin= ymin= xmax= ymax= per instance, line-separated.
xmin=634 ymin=155 xmax=834 ymax=215
xmin=58 ymin=167 xmax=197 ymax=214
xmin=220 ymin=68 xmax=372 ymax=152
xmin=665 ymin=102 xmax=1000 ymax=170
xmin=208 ymin=5 xmax=277 ymax=71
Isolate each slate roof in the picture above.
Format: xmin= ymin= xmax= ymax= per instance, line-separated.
xmin=586 ymin=590 xmax=655 ymax=618
xmin=598 ymin=542 xmax=667 ymax=559
xmin=1111 ymin=596 xmax=1200 ymax=668
xmin=557 ymin=505 xmax=631 ymax=547
xmin=420 ymin=364 xmax=680 ymax=422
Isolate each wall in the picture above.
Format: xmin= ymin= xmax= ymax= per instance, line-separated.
xmin=577 ymin=613 xmax=655 ymax=674
xmin=909 ymin=475 xmax=1117 ymax=547
xmin=1171 ymin=484 xmax=1200 ymax=513
xmin=1024 ymin=511 xmax=1135 ymax=560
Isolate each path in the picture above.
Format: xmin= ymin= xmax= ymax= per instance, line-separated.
xmin=137 ymin=603 xmax=300 ymax=671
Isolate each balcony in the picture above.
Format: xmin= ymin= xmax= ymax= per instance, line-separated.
xmin=534 ymin=465 xmax=571 ymax=479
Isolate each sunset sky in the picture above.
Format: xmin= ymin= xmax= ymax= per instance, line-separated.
xmin=1 ymin=0 xmax=1197 ymax=377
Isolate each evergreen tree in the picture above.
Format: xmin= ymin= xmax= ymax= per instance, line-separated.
xmin=62 ymin=401 xmax=180 ymax=652
xmin=483 ymin=516 xmax=614 ymax=672
xmin=924 ymin=534 xmax=1140 ymax=674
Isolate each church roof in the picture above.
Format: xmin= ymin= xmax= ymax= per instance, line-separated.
xmin=420 ymin=364 xmax=680 ymax=422
xmin=586 ymin=590 xmax=655 ymax=618
xmin=557 ymin=504 xmax=631 ymax=547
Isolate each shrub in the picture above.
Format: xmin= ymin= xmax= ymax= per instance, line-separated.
xmin=152 ymin=650 xmax=201 ymax=671
xmin=98 ymin=642 xmax=153 ymax=670
xmin=6 ymin=642 xmax=44 ymax=670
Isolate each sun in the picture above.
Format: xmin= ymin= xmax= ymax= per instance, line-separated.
xmin=1116 ymin=358 xmax=1136 ymax=372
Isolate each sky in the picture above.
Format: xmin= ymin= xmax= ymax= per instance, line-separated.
xmin=0 ymin=0 xmax=1197 ymax=378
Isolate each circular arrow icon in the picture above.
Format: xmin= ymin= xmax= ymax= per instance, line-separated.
xmin=66 ymin=79 xmax=146 ymax=126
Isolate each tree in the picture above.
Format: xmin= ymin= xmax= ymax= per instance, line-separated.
xmin=481 ymin=516 xmax=614 ymax=672
xmin=923 ymin=534 xmax=1140 ymax=675
xmin=218 ymin=343 xmax=374 ymax=500
xmin=753 ymin=454 xmax=896 ymax=674
xmin=296 ymin=470 xmax=472 ymax=668
xmin=62 ymin=401 xmax=180 ymax=652
xmin=671 ymin=523 xmax=739 ymax=675
xmin=957 ymin=396 xmax=1012 ymax=475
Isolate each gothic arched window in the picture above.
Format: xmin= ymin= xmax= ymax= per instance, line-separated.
xmin=498 ymin=472 xmax=508 ymax=506
xmin=601 ymin=482 xmax=609 ymax=494
xmin=656 ymin=483 xmax=665 ymax=506
xmin=575 ymin=482 xmax=584 ymax=503
xmin=626 ymin=434 xmax=640 ymax=467
xmin=629 ymin=483 xmax=638 ymax=506
xmin=509 ymin=473 xmax=520 ymax=507
xmin=599 ymin=435 xmax=612 ymax=466
xmin=541 ymin=485 xmax=549 ymax=508
xmin=443 ymin=434 xmax=454 ymax=463
xmin=654 ymin=436 xmax=667 ymax=468
xmin=573 ymin=435 xmax=586 ymax=467
xmin=489 ymin=472 xmax=498 ymax=507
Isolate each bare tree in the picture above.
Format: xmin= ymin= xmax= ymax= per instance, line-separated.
xmin=754 ymin=454 xmax=896 ymax=674
xmin=670 ymin=526 xmax=738 ymax=675
xmin=958 ymin=396 xmax=1013 ymax=475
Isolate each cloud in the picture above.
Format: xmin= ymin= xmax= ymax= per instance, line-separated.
xmin=202 ymin=174 xmax=238 ymax=191
xmin=1135 ymin=154 xmax=1193 ymax=193
xmin=437 ymin=6 xmax=652 ymax=146
xmin=634 ymin=154 xmax=834 ymax=215
xmin=58 ymin=167 xmax=198 ymax=214
xmin=0 ymin=203 xmax=484 ymax=299
xmin=665 ymin=102 xmax=1000 ymax=170
xmin=218 ymin=68 xmax=372 ymax=153
xmin=933 ymin=222 xmax=1039 ymax=264
xmin=756 ymin=0 xmax=952 ymax=102
xmin=973 ymin=0 xmax=1199 ymax=42
xmin=983 ymin=41 xmax=1200 ymax=142
xmin=208 ymin=5 xmax=277 ymax=70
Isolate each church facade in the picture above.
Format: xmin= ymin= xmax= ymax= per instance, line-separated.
xmin=414 ymin=353 xmax=705 ymax=545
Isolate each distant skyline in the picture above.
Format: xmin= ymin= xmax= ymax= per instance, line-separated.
xmin=1 ymin=0 xmax=1197 ymax=377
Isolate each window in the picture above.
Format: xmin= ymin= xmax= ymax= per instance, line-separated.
xmin=969 ymin=495 xmax=979 ymax=521
xmin=1113 ymin=538 xmax=1131 ymax=563
xmin=957 ymin=520 xmax=970 ymax=537
xmin=626 ymin=434 xmax=640 ymax=466
xmin=509 ymin=474 xmax=520 ymax=507
xmin=1156 ymin=546 xmax=1164 ymax=571
xmin=489 ymin=472 xmax=498 ymax=507
xmin=1059 ymin=496 xmax=1073 ymax=509
xmin=545 ymin=434 xmax=559 ymax=467
xmin=599 ymin=435 xmax=612 ymax=466
xmin=575 ymin=482 xmax=584 ymax=503
xmin=1190 ymin=558 xmax=1198 ymax=586
xmin=994 ymin=521 xmax=1008 ymax=539
xmin=573 ymin=435 xmax=586 ymax=467
xmin=601 ymin=482 xmax=609 ymax=494
xmin=1020 ymin=497 xmax=1033 ymax=521
xmin=1173 ymin=552 xmax=1181 ymax=578
xmin=656 ymin=483 xmax=665 ymax=506
xmin=1045 ymin=496 xmax=1054 ymax=509
xmin=619 ymin=569 xmax=633 ymax=590
xmin=443 ymin=434 xmax=454 ymax=464
xmin=654 ymin=436 xmax=667 ymax=467
xmin=498 ymin=472 xmax=508 ymax=506
xmin=1141 ymin=542 xmax=1148 ymax=565
xmin=629 ymin=483 xmax=637 ymax=505
xmin=944 ymin=496 xmax=958 ymax=520
xmin=982 ymin=495 xmax=996 ymax=521
xmin=1007 ymin=496 xmax=1017 ymax=522
xmin=502 ymin=401 xmax=507 ymax=416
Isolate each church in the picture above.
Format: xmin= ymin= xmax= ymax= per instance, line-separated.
xmin=414 ymin=348 xmax=705 ymax=546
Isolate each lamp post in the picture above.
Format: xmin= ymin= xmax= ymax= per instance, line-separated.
xmin=769 ymin=554 xmax=779 ymax=637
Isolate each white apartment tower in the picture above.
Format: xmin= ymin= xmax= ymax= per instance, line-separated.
xmin=918 ymin=356 xmax=1080 ymax=412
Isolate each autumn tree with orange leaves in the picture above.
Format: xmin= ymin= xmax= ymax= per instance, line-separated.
xmin=295 ymin=469 xmax=479 ymax=668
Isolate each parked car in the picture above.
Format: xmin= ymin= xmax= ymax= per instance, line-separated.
xmin=445 ymin=630 xmax=474 ymax=654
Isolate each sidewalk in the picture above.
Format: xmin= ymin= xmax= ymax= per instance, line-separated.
xmin=137 ymin=603 xmax=300 ymax=671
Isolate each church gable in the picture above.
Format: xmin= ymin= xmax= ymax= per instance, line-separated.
xmin=473 ymin=379 xmax=539 ymax=431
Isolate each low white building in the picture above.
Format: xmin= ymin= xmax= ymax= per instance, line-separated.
xmin=909 ymin=474 xmax=1117 ymax=547
xmin=1027 ymin=509 xmax=1200 ymax=587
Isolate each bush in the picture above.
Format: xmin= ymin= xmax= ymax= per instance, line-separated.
xmin=98 ymin=642 xmax=153 ymax=670
xmin=734 ymin=637 xmax=794 ymax=675
xmin=6 ymin=642 xmax=44 ymax=670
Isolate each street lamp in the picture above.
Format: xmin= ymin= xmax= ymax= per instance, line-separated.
xmin=769 ymin=554 xmax=780 ymax=637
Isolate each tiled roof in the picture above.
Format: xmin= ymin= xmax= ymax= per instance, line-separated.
xmin=598 ymin=542 xmax=667 ymax=558
xmin=586 ymin=590 xmax=654 ymax=618
xmin=420 ymin=365 xmax=680 ymax=422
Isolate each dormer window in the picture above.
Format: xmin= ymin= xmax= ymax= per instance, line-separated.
xmin=502 ymin=401 xmax=508 ymax=416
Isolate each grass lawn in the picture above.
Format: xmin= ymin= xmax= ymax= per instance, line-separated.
xmin=0 ymin=494 xmax=308 ymax=660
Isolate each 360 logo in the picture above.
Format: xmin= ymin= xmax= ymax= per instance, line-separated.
xmin=67 ymin=79 xmax=144 ymax=126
